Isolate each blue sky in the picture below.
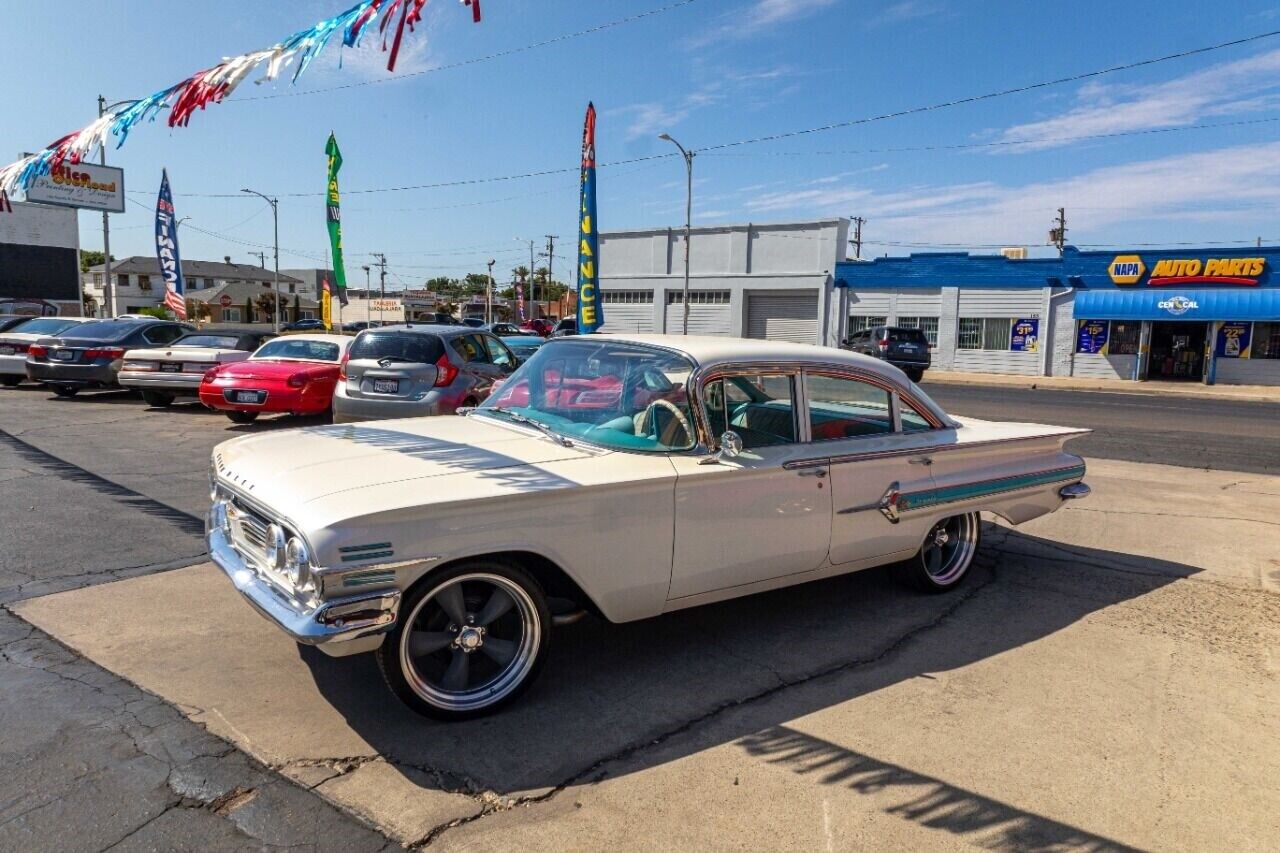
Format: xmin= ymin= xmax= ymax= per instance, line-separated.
xmin=6 ymin=0 xmax=1280 ymax=287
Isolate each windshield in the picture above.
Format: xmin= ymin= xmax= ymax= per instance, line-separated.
xmin=6 ymin=318 xmax=80 ymax=336
xmin=173 ymin=335 xmax=241 ymax=349
xmin=251 ymin=338 xmax=341 ymax=362
xmin=478 ymin=341 xmax=698 ymax=452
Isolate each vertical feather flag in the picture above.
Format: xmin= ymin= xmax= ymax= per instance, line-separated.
xmin=155 ymin=170 xmax=187 ymax=320
xmin=577 ymin=103 xmax=603 ymax=334
xmin=325 ymin=134 xmax=350 ymax=306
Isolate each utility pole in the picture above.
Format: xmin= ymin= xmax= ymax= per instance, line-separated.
xmin=486 ymin=259 xmax=496 ymax=324
xmin=249 ymin=251 xmax=267 ymax=269
xmin=1049 ymin=208 xmax=1068 ymax=256
xmin=850 ymin=216 xmax=866 ymax=260
xmin=98 ymin=96 xmax=115 ymax=318
xmin=372 ymin=253 xmax=388 ymax=325
xmin=545 ymin=235 xmax=558 ymax=319
xmin=240 ymin=188 xmax=280 ymax=333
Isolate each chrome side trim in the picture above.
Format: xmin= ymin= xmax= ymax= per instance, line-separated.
xmin=823 ymin=434 xmax=1072 ymax=468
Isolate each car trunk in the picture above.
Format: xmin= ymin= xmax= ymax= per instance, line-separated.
xmin=883 ymin=329 xmax=930 ymax=365
xmin=344 ymin=332 xmax=445 ymax=401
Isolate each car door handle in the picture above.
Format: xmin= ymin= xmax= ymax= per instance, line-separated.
xmin=909 ymin=456 xmax=933 ymax=466
xmin=797 ymin=468 xmax=828 ymax=478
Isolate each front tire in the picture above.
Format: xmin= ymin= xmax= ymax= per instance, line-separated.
xmin=0 ymin=376 xmax=20 ymax=387
xmin=899 ymin=512 xmax=980 ymax=592
xmin=226 ymin=410 xmax=259 ymax=424
xmin=377 ymin=561 xmax=550 ymax=720
xmin=51 ymin=385 xmax=78 ymax=398
xmin=141 ymin=390 xmax=175 ymax=408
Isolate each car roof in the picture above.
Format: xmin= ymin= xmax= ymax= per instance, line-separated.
xmin=585 ymin=333 xmax=900 ymax=375
xmin=361 ymin=323 xmax=473 ymax=337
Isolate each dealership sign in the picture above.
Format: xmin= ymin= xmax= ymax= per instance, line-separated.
xmin=25 ymin=162 xmax=126 ymax=213
xmin=1109 ymin=254 xmax=1267 ymax=287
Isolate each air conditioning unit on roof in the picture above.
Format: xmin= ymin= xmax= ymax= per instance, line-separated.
xmin=1001 ymin=247 xmax=1028 ymax=260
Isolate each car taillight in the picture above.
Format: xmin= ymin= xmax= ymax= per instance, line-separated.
xmin=85 ymin=347 xmax=125 ymax=360
xmin=877 ymin=339 xmax=889 ymax=351
xmin=202 ymin=367 xmax=220 ymax=384
xmin=288 ymin=372 xmax=308 ymax=388
xmin=7 ymin=343 xmax=30 ymax=354
xmin=29 ymin=344 xmax=47 ymax=358
xmin=435 ymin=353 xmax=459 ymax=387
xmin=338 ymin=352 xmax=349 ymax=381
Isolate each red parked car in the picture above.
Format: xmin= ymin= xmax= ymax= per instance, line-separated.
xmin=199 ymin=334 xmax=352 ymax=424
xmin=520 ymin=318 xmax=555 ymax=337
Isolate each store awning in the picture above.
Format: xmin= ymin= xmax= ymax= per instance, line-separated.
xmin=1074 ymin=288 xmax=1280 ymax=321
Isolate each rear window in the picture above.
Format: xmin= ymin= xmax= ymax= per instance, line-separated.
xmin=349 ymin=332 xmax=444 ymax=364
xmin=56 ymin=320 xmax=149 ymax=341
xmin=886 ymin=328 xmax=929 ymax=344
xmin=252 ymin=338 xmax=341 ymax=362
xmin=5 ymin=318 xmax=80 ymax=336
xmin=173 ymin=335 xmax=241 ymax=349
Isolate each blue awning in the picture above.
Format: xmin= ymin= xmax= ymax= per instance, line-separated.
xmin=1074 ymin=288 xmax=1280 ymax=321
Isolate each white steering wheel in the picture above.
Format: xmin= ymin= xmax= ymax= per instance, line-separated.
xmin=635 ymin=399 xmax=693 ymax=445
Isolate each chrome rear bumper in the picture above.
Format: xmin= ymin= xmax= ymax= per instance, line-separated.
xmin=208 ymin=526 xmax=400 ymax=650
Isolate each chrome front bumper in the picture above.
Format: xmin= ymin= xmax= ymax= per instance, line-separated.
xmin=208 ymin=525 xmax=400 ymax=650
xmin=118 ymin=371 xmax=205 ymax=392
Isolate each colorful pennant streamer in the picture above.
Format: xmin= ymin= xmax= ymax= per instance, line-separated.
xmin=0 ymin=0 xmax=479 ymax=200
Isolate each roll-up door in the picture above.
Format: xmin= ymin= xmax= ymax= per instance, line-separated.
xmin=665 ymin=290 xmax=731 ymax=335
xmin=746 ymin=291 xmax=819 ymax=344
xmin=598 ymin=290 xmax=654 ymax=334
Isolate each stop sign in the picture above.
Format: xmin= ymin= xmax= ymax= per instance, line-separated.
xmin=219 ymin=295 xmax=233 ymax=308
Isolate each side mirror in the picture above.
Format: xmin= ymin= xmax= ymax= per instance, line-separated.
xmin=698 ymin=430 xmax=745 ymax=465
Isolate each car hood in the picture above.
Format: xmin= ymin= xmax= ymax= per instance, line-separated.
xmin=214 ymin=414 xmax=597 ymax=514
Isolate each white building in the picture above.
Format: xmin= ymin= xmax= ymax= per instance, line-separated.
xmin=597 ymin=219 xmax=849 ymax=345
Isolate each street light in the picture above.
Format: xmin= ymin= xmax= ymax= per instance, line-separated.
xmin=362 ymin=265 xmax=372 ymax=324
xmin=97 ymin=96 xmax=142 ymax=319
xmin=486 ymin=259 xmax=496 ymax=324
xmin=240 ymin=188 xmax=280 ymax=333
xmin=659 ymin=133 xmax=695 ymax=335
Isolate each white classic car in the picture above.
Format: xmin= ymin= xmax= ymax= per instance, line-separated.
xmin=208 ymin=335 xmax=1090 ymax=719
xmin=119 ymin=329 xmax=275 ymax=407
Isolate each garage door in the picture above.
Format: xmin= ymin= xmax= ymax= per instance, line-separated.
xmin=746 ymin=292 xmax=819 ymax=344
xmin=598 ymin=290 xmax=654 ymax=334
xmin=665 ymin=290 xmax=732 ymax=336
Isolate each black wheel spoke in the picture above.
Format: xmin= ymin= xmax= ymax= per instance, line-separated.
xmin=925 ymin=545 xmax=942 ymax=575
xmin=476 ymin=587 xmax=515 ymax=627
xmin=436 ymin=583 xmax=468 ymax=626
xmin=481 ymin=636 xmax=517 ymax=666
xmin=442 ymin=648 xmax=470 ymax=691
xmin=409 ymin=631 xmax=454 ymax=657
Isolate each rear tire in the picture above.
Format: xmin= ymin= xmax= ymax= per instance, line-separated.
xmin=0 ymin=376 xmax=20 ymax=387
xmin=898 ymin=512 xmax=981 ymax=593
xmin=377 ymin=560 xmax=550 ymax=721
xmin=141 ymin=390 xmax=175 ymax=408
xmin=905 ymin=368 xmax=924 ymax=383
xmin=226 ymin=410 xmax=259 ymax=424
xmin=52 ymin=385 xmax=78 ymax=398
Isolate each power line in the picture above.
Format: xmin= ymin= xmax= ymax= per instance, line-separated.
xmin=239 ymin=0 xmax=705 ymax=101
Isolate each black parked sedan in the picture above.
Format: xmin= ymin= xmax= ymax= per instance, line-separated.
xmin=26 ymin=319 xmax=193 ymax=396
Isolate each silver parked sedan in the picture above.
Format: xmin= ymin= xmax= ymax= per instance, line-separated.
xmin=332 ymin=325 xmax=517 ymax=424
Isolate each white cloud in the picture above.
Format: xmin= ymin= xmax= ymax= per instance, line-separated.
xmin=688 ymin=0 xmax=838 ymax=47
xmin=998 ymin=49 xmax=1280 ymax=151
xmin=743 ymin=141 xmax=1280 ymax=246
xmin=870 ymin=1 xmax=946 ymax=25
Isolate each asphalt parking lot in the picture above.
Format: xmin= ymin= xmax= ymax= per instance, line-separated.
xmin=2 ymin=382 xmax=1278 ymax=850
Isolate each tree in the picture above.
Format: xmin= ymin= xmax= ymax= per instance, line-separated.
xmin=136 ymin=306 xmax=170 ymax=320
xmin=254 ymin=292 xmax=279 ymax=323
xmin=80 ymin=251 xmax=114 ymax=273
xmin=186 ymin=300 xmax=212 ymax=323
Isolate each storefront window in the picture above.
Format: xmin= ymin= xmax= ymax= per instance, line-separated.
xmin=958 ymin=318 xmax=1014 ymax=350
xmin=849 ymin=315 xmax=886 ymax=334
xmin=896 ymin=316 xmax=939 ymax=346
xmin=1254 ymin=323 xmax=1280 ymax=359
xmin=1110 ymin=321 xmax=1141 ymax=355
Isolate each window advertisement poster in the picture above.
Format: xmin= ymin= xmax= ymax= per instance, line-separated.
xmin=1010 ymin=318 xmax=1040 ymax=352
xmin=1215 ymin=321 xmax=1252 ymax=358
xmin=1077 ymin=320 xmax=1110 ymax=354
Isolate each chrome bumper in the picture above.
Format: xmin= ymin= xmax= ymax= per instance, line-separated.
xmin=1059 ymin=482 xmax=1091 ymax=500
xmin=207 ymin=526 xmax=400 ymax=648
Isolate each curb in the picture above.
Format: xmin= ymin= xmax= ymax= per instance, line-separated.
xmin=919 ymin=373 xmax=1280 ymax=404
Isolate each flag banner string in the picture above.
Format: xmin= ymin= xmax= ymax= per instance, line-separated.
xmin=0 ymin=0 xmax=480 ymax=200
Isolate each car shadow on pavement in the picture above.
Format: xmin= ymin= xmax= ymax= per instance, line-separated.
xmin=298 ymin=523 xmax=1195 ymax=845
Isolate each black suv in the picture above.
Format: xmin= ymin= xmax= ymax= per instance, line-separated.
xmin=843 ymin=326 xmax=931 ymax=382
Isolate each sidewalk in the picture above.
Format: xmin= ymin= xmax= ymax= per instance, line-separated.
xmin=922 ymin=370 xmax=1280 ymax=403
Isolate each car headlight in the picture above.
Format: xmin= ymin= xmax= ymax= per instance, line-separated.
xmin=266 ymin=524 xmax=287 ymax=571
xmin=285 ymin=537 xmax=312 ymax=590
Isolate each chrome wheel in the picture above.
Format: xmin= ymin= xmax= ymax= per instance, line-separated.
xmin=398 ymin=572 xmax=541 ymax=714
xmin=919 ymin=513 xmax=979 ymax=586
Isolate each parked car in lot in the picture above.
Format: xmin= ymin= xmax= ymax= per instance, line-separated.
xmin=843 ymin=325 xmax=932 ymax=382
xmin=0 ymin=317 xmax=93 ymax=386
xmin=461 ymin=317 xmax=486 ymax=328
xmin=283 ymin=319 xmax=326 ymax=332
xmin=520 ymin=318 xmax=554 ymax=337
xmin=26 ymin=319 xmax=192 ymax=396
xmin=501 ymin=334 xmax=545 ymax=366
xmin=341 ymin=321 xmax=387 ymax=333
xmin=0 ymin=315 xmax=34 ymax=333
xmin=118 ymin=330 xmax=276 ymax=407
xmin=207 ymin=334 xmax=1090 ymax=719
xmin=485 ymin=322 xmax=534 ymax=337
xmin=199 ymin=334 xmax=351 ymax=424
xmin=332 ymin=326 xmax=517 ymax=424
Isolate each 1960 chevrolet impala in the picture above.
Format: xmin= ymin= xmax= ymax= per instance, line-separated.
xmin=208 ymin=335 xmax=1090 ymax=719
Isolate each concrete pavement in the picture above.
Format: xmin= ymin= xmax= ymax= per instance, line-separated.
xmin=14 ymin=457 xmax=1280 ymax=850
xmin=922 ymin=369 xmax=1280 ymax=404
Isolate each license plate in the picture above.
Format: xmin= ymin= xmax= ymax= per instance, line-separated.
xmin=159 ymin=362 xmax=182 ymax=373
xmin=235 ymin=390 xmax=265 ymax=404
xmin=0 ymin=346 xmax=14 ymax=356
xmin=372 ymin=379 xmax=399 ymax=394
xmin=53 ymin=349 xmax=74 ymax=361
xmin=900 ymin=344 xmax=917 ymax=351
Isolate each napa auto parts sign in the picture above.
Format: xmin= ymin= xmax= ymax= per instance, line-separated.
xmin=25 ymin=162 xmax=126 ymax=213
xmin=1108 ymin=254 xmax=1266 ymax=287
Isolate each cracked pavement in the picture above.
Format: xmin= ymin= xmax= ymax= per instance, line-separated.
xmin=2 ymin=380 xmax=1278 ymax=849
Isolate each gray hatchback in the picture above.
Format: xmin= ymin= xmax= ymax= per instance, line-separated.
xmin=332 ymin=325 xmax=517 ymax=424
